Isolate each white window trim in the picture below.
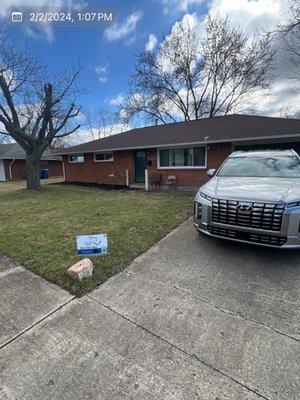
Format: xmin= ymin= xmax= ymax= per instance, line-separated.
xmin=68 ymin=154 xmax=85 ymax=164
xmin=93 ymin=152 xmax=115 ymax=163
xmin=157 ymin=145 xmax=207 ymax=170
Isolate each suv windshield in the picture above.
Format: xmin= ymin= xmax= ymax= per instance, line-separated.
xmin=218 ymin=156 xmax=300 ymax=178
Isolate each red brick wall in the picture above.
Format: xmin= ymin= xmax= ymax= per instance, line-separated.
xmin=3 ymin=159 xmax=63 ymax=181
xmin=63 ymin=143 xmax=232 ymax=189
xmin=63 ymin=151 xmax=134 ymax=185
xmin=47 ymin=160 xmax=63 ymax=178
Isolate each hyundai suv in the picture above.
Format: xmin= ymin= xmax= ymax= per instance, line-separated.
xmin=194 ymin=149 xmax=300 ymax=248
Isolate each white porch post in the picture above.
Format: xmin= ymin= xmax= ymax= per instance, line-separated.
xmin=145 ymin=169 xmax=149 ymax=191
xmin=125 ymin=169 xmax=129 ymax=187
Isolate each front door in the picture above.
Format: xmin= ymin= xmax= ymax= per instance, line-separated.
xmin=134 ymin=150 xmax=146 ymax=183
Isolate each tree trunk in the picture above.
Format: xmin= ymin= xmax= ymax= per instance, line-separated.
xmin=26 ymin=157 xmax=41 ymax=190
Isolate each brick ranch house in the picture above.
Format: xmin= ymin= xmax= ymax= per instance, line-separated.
xmin=0 ymin=143 xmax=63 ymax=182
xmin=58 ymin=114 xmax=300 ymax=191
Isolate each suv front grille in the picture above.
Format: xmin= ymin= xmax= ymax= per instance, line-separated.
xmin=207 ymin=226 xmax=287 ymax=246
xmin=212 ymin=199 xmax=285 ymax=231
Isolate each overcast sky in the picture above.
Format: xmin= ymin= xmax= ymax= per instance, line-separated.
xmin=0 ymin=0 xmax=299 ymax=144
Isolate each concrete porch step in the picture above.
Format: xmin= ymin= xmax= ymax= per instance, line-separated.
xmin=129 ymin=183 xmax=145 ymax=189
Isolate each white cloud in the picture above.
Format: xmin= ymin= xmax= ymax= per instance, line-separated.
xmin=209 ymin=0 xmax=282 ymax=34
xmin=95 ymin=64 xmax=108 ymax=84
xmin=252 ymin=79 xmax=300 ymax=118
xmin=145 ymin=34 xmax=158 ymax=52
xmin=104 ymin=11 xmax=142 ymax=43
xmin=160 ymin=0 xmax=204 ymax=14
xmin=109 ymin=93 xmax=125 ymax=106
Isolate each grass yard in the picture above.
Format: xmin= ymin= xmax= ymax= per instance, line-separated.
xmin=0 ymin=179 xmax=193 ymax=295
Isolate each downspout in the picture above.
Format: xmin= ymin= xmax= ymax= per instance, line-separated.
xmin=9 ymin=159 xmax=16 ymax=180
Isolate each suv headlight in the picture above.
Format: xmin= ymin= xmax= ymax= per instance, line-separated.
xmin=200 ymin=192 xmax=212 ymax=202
xmin=286 ymin=201 xmax=300 ymax=208
xmin=194 ymin=201 xmax=202 ymax=219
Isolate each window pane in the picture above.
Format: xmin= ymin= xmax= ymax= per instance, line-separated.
xmin=160 ymin=149 xmax=169 ymax=166
xmin=77 ymin=155 xmax=84 ymax=162
xmin=184 ymin=148 xmax=193 ymax=166
xmin=95 ymin=154 xmax=104 ymax=160
xmin=95 ymin=152 xmax=114 ymax=161
xmin=170 ymin=149 xmax=183 ymax=166
xmin=104 ymin=153 xmax=113 ymax=160
xmin=70 ymin=154 xmax=84 ymax=163
xmin=170 ymin=148 xmax=193 ymax=166
xmin=194 ymin=147 xmax=205 ymax=166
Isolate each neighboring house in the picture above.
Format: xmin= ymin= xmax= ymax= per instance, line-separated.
xmin=57 ymin=114 xmax=300 ymax=191
xmin=0 ymin=143 xmax=63 ymax=182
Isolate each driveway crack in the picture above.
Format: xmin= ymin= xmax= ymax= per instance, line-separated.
xmin=0 ymin=297 xmax=75 ymax=351
xmin=88 ymin=295 xmax=271 ymax=400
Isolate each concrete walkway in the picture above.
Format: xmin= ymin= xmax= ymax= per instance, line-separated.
xmin=0 ymin=255 xmax=73 ymax=350
xmin=0 ymin=220 xmax=299 ymax=399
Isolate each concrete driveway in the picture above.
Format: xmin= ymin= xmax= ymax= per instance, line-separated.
xmin=0 ymin=220 xmax=299 ymax=399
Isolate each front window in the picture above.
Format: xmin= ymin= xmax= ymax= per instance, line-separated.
xmin=69 ymin=154 xmax=84 ymax=163
xmin=218 ymin=156 xmax=300 ymax=178
xmin=159 ymin=147 xmax=205 ymax=168
xmin=94 ymin=152 xmax=114 ymax=162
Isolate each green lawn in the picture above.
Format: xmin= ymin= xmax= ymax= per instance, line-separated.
xmin=0 ymin=179 xmax=193 ymax=295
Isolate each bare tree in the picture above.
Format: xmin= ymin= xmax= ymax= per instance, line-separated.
xmin=85 ymin=108 xmax=124 ymax=140
xmin=0 ymin=130 xmax=11 ymax=143
xmin=276 ymin=0 xmax=300 ymax=82
xmin=0 ymin=30 xmax=82 ymax=189
xmin=122 ymin=15 xmax=275 ymax=124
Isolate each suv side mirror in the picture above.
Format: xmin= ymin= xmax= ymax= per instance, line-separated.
xmin=207 ymin=169 xmax=216 ymax=177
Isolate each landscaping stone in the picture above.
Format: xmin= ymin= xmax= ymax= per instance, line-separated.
xmin=67 ymin=258 xmax=93 ymax=280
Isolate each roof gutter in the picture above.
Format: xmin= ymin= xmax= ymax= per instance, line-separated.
xmin=56 ymin=132 xmax=300 ymax=155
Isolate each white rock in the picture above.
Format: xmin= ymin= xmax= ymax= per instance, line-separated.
xmin=67 ymin=258 xmax=94 ymax=280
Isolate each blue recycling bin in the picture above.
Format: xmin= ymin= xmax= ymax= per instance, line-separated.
xmin=39 ymin=169 xmax=49 ymax=179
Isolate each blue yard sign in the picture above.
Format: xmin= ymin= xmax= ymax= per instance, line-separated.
xmin=76 ymin=234 xmax=108 ymax=256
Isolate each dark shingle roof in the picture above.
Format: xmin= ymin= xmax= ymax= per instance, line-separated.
xmin=57 ymin=114 xmax=300 ymax=155
xmin=0 ymin=143 xmax=61 ymax=160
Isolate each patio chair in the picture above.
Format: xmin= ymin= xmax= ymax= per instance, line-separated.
xmin=165 ymin=175 xmax=176 ymax=193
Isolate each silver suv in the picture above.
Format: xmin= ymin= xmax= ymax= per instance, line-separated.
xmin=194 ymin=149 xmax=300 ymax=248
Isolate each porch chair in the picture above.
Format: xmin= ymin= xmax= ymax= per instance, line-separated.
xmin=165 ymin=175 xmax=176 ymax=193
